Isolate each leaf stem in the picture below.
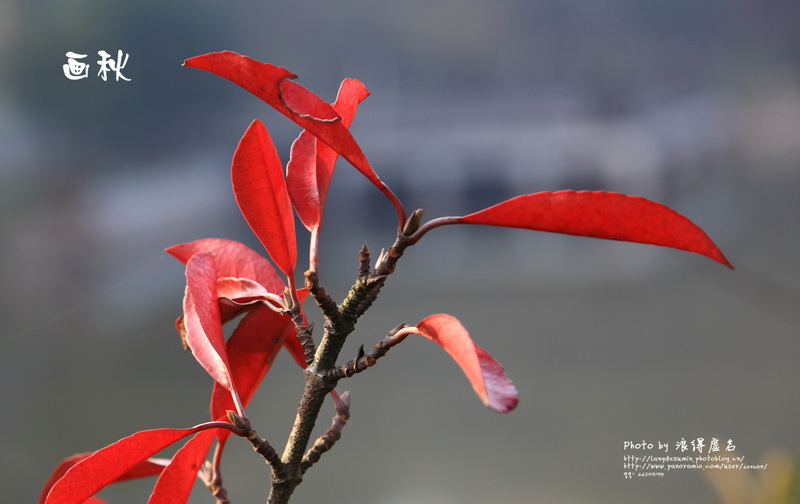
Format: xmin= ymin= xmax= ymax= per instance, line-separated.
xmin=406 ymin=215 xmax=463 ymax=245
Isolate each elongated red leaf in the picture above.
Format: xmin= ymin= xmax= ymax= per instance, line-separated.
xmin=285 ymin=132 xmax=318 ymax=229
xmin=183 ymin=253 xmax=237 ymax=393
xmin=457 ymin=190 xmax=732 ymax=268
xmin=184 ymin=51 xmax=404 ymax=223
xmin=147 ymin=430 xmax=216 ymax=504
xmin=415 ymin=314 xmax=519 ymax=413
xmin=38 ymin=455 xmax=167 ymax=504
xmin=44 ymin=426 xmax=223 ymax=504
xmin=166 ymin=238 xmax=284 ymax=294
xmin=286 ymin=79 xmax=370 ymax=231
xmin=232 ymin=119 xmax=296 ymax=276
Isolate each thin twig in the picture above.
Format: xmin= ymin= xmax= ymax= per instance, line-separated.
xmin=325 ymin=325 xmax=414 ymax=381
xmin=199 ymin=441 xmax=234 ymax=504
xmin=201 ymin=458 xmax=231 ymax=504
xmin=300 ymin=391 xmax=351 ymax=473
xmin=227 ymin=412 xmax=287 ymax=482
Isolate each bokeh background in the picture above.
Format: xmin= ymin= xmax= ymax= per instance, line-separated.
xmin=2 ymin=1 xmax=799 ymax=503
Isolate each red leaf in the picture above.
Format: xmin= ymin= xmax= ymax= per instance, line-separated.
xmin=281 ymin=318 xmax=308 ymax=369
xmin=415 ymin=314 xmax=519 ymax=413
xmin=147 ymin=430 xmax=216 ymax=504
xmin=166 ymin=238 xmax=284 ymax=294
xmin=285 ymin=132 xmax=318 ymax=230
xmin=232 ymin=120 xmax=296 ymax=277
xmin=167 ymin=239 xmax=287 ymax=336
xmin=216 ymin=277 xmax=276 ymax=306
xmin=38 ymin=455 xmax=167 ymax=504
xmin=279 ymin=79 xmax=340 ymax=121
xmin=457 ymin=190 xmax=732 ymax=268
xmin=183 ymin=253 xmax=237 ymax=395
xmin=184 ymin=51 xmax=404 ymax=224
xmin=286 ymin=79 xmax=370 ymax=231
xmin=210 ymin=288 xmax=311 ymax=431
xmin=43 ymin=426 xmax=221 ymax=504
xmin=209 ymin=307 xmax=292 ymax=426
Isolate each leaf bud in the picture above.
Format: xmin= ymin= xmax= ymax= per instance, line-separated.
xmin=226 ymin=410 xmax=249 ymax=430
xmin=402 ymin=208 xmax=424 ymax=236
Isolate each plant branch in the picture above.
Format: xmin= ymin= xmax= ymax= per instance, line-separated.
xmin=227 ymin=412 xmax=287 ymax=482
xmin=347 ymin=233 xmax=412 ymax=319
xmin=305 ymin=270 xmax=347 ymax=336
xmin=201 ymin=455 xmax=231 ymax=504
xmin=300 ymin=391 xmax=351 ymax=474
xmin=285 ymin=286 xmax=316 ymax=365
xmin=325 ymin=324 xmax=412 ymax=381
xmin=269 ymin=366 xmax=336 ymax=504
xmin=268 ymin=238 xmax=416 ymax=504
xmin=247 ymin=431 xmax=286 ymax=482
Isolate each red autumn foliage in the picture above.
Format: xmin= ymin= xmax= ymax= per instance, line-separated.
xmin=42 ymin=425 xmax=233 ymax=504
xmin=428 ymin=190 xmax=732 ymax=268
xmin=183 ymin=51 xmax=406 ymax=227
xmin=40 ymin=51 xmax=731 ymax=504
xmin=415 ymin=314 xmax=519 ymax=413
xmin=286 ymin=78 xmax=370 ymax=232
xmin=232 ymin=120 xmax=297 ymax=278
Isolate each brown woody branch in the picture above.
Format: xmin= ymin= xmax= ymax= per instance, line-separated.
xmin=285 ymin=287 xmax=316 ymax=365
xmin=227 ymin=412 xmax=287 ymax=482
xmin=325 ymin=324 xmax=411 ymax=381
xmin=201 ymin=459 xmax=231 ymax=504
xmin=300 ymin=391 xmax=351 ymax=474
xmin=268 ymin=236 xmax=417 ymax=504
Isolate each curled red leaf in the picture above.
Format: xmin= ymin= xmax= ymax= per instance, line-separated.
xmin=166 ymin=238 xmax=283 ymax=294
xmin=167 ymin=239 xmax=306 ymax=427
xmin=216 ymin=276 xmax=281 ymax=307
xmin=167 ymin=239 xmax=287 ymax=336
xmin=415 ymin=314 xmax=519 ymax=413
xmin=232 ymin=120 xmax=296 ymax=277
xmin=183 ymin=253 xmax=238 ymax=399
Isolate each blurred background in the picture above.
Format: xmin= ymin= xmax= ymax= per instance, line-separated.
xmin=2 ymin=0 xmax=799 ymax=502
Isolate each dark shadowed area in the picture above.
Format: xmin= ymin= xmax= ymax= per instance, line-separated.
xmin=1 ymin=1 xmax=799 ymax=503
